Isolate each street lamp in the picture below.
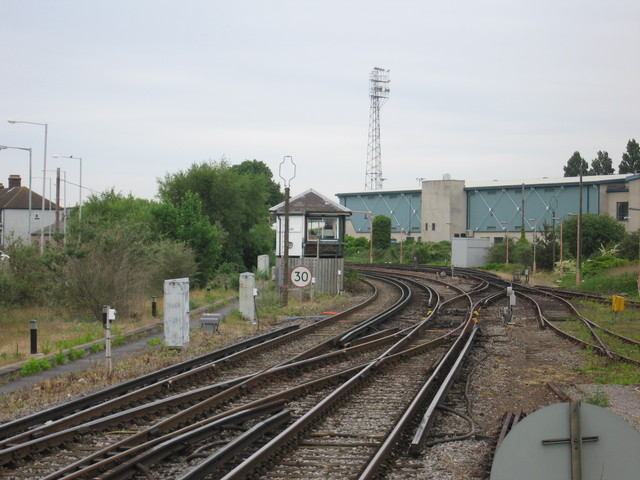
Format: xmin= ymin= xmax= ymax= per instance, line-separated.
xmin=552 ymin=216 xmax=565 ymax=277
xmin=52 ymin=154 xmax=82 ymax=222
xmin=33 ymin=176 xmax=53 ymax=245
xmin=568 ymin=213 xmax=581 ymax=283
xmin=528 ymin=218 xmax=537 ymax=273
xmin=0 ymin=145 xmax=32 ymax=240
xmin=629 ymin=207 xmax=640 ymax=296
xmin=501 ymin=221 xmax=510 ymax=267
xmin=8 ymin=119 xmax=48 ymax=253
xmin=352 ymin=211 xmax=374 ymax=263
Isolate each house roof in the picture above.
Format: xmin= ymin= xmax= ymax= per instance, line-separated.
xmin=270 ymin=188 xmax=352 ymax=215
xmin=0 ymin=186 xmax=58 ymax=210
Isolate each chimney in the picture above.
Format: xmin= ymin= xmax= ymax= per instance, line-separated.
xmin=8 ymin=175 xmax=21 ymax=188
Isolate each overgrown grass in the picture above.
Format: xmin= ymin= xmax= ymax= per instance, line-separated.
xmin=558 ymin=263 xmax=639 ymax=299
xmin=0 ymin=287 xmax=234 ymax=368
xmin=566 ymin=299 xmax=640 ymax=384
xmin=584 ymin=387 xmax=611 ymax=407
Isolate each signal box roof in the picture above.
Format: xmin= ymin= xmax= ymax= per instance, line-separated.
xmin=270 ymin=189 xmax=351 ymax=216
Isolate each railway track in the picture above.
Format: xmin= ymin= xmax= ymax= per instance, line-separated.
xmin=1 ymin=265 xmax=628 ymax=479
xmin=1 ymin=274 xmax=444 ymax=479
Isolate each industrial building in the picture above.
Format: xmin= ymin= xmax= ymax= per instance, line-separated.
xmin=337 ymin=173 xmax=640 ymax=246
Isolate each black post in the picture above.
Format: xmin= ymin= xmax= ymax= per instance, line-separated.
xmin=282 ymin=185 xmax=290 ymax=306
xmin=30 ymin=319 xmax=37 ymax=354
xmin=151 ymin=296 xmax=157 ymax=317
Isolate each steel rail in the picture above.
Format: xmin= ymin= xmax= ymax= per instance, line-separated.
xmin=519 ymin=284 xmax=640 ymax=349
xmin=174 ymin=410 xmax=292 ymax=480
xmin=49 ymin=364 xmax=369 ymax=480
xmin=102 ymin=404 xmax=290 ymax=480
xmin=218 ymin=281 xmax=455 ymax=480
xmin=408 ymin=322 xmax=479 ymax=455
xmin=0 ymin=325 xmax=298 ymax=440
xmin=336 ymin=273 xmax=412 ymax=346
xmin=518 ymin=288 xmax=640 ymax=365
xmin=358 ymin=292 xmax=496 ymax=479
xmin=516 ymin=287 xmax=613 ymax=357
xmin=24 ymin=280 xmax=410 ymax=478
xmin=0 ymin=285 xmax=391 ymax=468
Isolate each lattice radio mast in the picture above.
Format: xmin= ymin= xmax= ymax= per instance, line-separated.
xmin=365 ymin=67 xmax=390 ymax=191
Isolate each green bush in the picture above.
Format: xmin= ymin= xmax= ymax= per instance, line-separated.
xmin=67 ymin=348 xmax=85 ymax=361
xmin=53 ymin=351 xmax=67 ymax=366
xmin=581 ymin=254 xmax=628 ymax=278
xmin=21 ymin=357 xmax=51 ymax=376
xmin=343 ymin=268 xmax=363 ymax=292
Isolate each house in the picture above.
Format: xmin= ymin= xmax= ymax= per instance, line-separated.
xmin=0 ymin=175 xmax=58 ymax=248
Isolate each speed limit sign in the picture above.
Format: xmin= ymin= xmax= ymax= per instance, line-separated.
xmin=290 ymin=265 xmax=312 ymax=288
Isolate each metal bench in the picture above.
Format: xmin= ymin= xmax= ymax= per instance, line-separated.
xmin=199 ymin=313 xmax=222 ymax=333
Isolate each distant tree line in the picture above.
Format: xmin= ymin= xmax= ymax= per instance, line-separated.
xmin=563 ymin=139 xmax=640 ymax=176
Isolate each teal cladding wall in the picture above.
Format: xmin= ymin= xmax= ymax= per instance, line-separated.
xmin=337 ymin=191 xmax=422 ymax=234
xmin=466 ymin=183 xmax=600 ymax=234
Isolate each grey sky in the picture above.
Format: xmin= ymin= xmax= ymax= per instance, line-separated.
xmin=1 ymin=1 xmax=638 ymax=204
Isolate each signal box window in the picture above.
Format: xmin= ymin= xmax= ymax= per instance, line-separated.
xmin=308 ymin=217 xmax=337 ymax=240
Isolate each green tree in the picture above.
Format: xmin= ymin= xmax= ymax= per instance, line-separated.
xmin=562 ymin=213 xmax=626 ymax=259
xmin=230 ymin=159 xmax=284 ymax=206
xmin=158 ymin=159 xmax=278 ymax=271
xmin=589 ymin=151 xmax=614 ymax=175
xmin=372 ymin=215 xmax=391 ymax=250
xmin=67 ymin=189 xmax=157 ymax=245
xmin=532 ymin=222 xmax=557 ymax=271
xmin=563 ymin=151 xmax=588 ymax=177
xmin=153 ymin=191 xmax=224 ymax=285
xmin=618 ymin=230 xmax=640 ymax=261
xmin=512 ymin=237 xmax=532 ymax=267
xmin=618 ymin=139 xmax=640 ymax=174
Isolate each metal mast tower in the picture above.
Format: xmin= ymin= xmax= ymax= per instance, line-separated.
xmin=365 ymin=67 xmax=390 ymax=191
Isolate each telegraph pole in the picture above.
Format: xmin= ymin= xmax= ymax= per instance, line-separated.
xmin=279 ymin=156 xmax=296 ymax=306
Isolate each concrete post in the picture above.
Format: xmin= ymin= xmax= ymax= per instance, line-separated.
xmin=257 ymin=254 xmax=270 ymax=275
xmin=164 ymin=278 xmax=190 ymax=347
xmin=239 ymin=272 xmax=256 ymax=323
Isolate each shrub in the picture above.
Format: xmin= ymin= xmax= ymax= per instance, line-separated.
xmin=67 ymin=348 xmax=85 ymax=361
xmin=343 ymin=268 xmax=363 ymax=292
xmin=53 ymin=351 xmax=67 ymax=366
xmin=21 ymin=357 xmax=51 ymax=376
xmin=581 ymin=254 xmax=628 ymax=278
xmin=147 ymin=337 xmax=164 ymax=347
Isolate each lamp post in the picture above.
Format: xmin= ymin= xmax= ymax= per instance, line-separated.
xmin=576 ymin=171 xmax=583 ymax=285
xmin=399 ymin=228 xmax=407 ymax=264
xmin=528 ymin=218 xmax=537 ymax=273
xmin=33 ymin=176 xmax=53 ymax=245
xmin=568 ymin=212 xmax=581 ymax=282
xmin=629 ymin=207 xmax=640 ymax=296
xmin=552 ymin=216 xmax=564 ymax=277
xmin=501 ymin=221 xmax=510 ymax=267
xmin=8 ymin=119 xmax=48 ymax=253
xmin=52 ymin=154 xmax=82 ymax=222
xmin=0 ymin=145 xmax=32 ymax=241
